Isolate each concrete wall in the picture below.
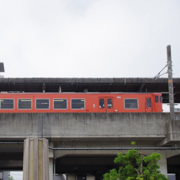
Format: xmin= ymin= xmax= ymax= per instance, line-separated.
xmin=86 ymin=175 xmax=95 ymax=180
xmin=0 ymin=113 xmax=170 ymax=139
xmin=54 ymin=175 xmax=66 ymax=180
xmin=67 ymin=174 xmax=76 ymax=180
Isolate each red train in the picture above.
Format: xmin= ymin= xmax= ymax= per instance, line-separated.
xmin=0 ymin=93 xmax=162 ymax=113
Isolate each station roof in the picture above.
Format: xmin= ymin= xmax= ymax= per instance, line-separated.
xmin=0 ymin=77 xmax=180 ymax=103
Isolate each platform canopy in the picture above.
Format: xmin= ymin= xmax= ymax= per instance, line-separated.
xmin=0 ymin=77 xmax=180 ymax=103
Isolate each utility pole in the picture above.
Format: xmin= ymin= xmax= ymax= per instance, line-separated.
xmin=167 ymin=45 xmax=175 ymax=120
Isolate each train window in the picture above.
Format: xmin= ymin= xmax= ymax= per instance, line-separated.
xmin=160 ymin=96 xmax=163 ymax=103
xmin=0 ymin=99 xmax=14 ymax=109
xmin=146 ymin=98 xmax=151 ymax=107
xmin=54 ymin=99 xmax=67 ymax=109
xmin=99 ymin=99 xmax=104 ymax=108
xmin=18 ymin=99 xmax=32 ymax=109
xmin=124 ymin=99 xmax=138 ymax=109
xmin=71 ymin=99 xmax=85 ymax=109
xmin=155 ymin=96 xmax=159 ymax=103
xmin=107 ymin=99 xmax=113 ymax=109
xmin=36 ymin=99 xmax=49 ymax=109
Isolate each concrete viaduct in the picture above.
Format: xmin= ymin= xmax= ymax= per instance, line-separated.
xmin=0 ymin=78 xmax=180 ymax=180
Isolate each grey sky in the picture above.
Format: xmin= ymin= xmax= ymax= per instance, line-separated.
xmin=0 ymin=0 xmax=179 ymax=78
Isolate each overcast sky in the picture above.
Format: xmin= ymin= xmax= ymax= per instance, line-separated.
xmin=0 ymin=0 xmax=180 ymax=78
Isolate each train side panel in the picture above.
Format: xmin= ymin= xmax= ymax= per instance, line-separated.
xmin=0 ymin=93 xmax=162 ymax=113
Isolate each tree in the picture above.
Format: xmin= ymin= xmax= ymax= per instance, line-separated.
xmin=103 ymin=147 xmax=168 ymax=180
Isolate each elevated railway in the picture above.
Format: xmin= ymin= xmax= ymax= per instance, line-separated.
xmin=0 ymin=77 xmax=180 ymax=179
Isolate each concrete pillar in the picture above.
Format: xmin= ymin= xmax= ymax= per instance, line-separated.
xmin=67 ymin=174 xmax=76 ymax=180
xmin=23 ymin=138 xmax=49 ymax=180
xmin=0 ymin=171 xmax=9 ymax=180
xmin=2 ymin=171 xmax=9 ymax=180
xmin=49 ymin=142 xmax=54 ymax=180
xmin=49 ymin=158 xmax=53 ymax=180
xmin=87 ymin=175 xmax=95 ymax=180
xmin=158 ymin=152 xmax=167 ymax=177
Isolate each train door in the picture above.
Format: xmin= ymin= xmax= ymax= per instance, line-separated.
xmin=145 ymin=96 xmax=153 ymax=112
xmin=99 ymin=97 xmax=114 ymax=112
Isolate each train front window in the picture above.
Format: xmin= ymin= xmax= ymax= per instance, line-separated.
xmin=0 ymin=99 xmax=14 ymax=109
xmin=71 ymin=99 xmax=85 ymax=109
xmin=18 ymin=99 xmax=32 ymax=109
xmin=155 ymin=96 xmax=159 ymax=103
xmin=146 ymin=98 xmax=151 ymax=107
xmin=36 ymin=99 xmax=49 ymax=109
xmin=54 ymin=99 xmax=67 ymax=109
xmin=125 ymin=99 xmax=138 ymax=109
xmin=107 ymin=99 xmax=113 ymax=109
xmin=99 ymin=99 xmax=104 ymax=109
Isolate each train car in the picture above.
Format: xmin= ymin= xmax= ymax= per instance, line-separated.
xmin=0 ymin=93 xmax=162 ymax=113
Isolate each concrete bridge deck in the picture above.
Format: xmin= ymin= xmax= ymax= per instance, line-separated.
xmin=0 ymin=113 xmax=180 ymax=177
xmin=0 ymin=113 xmax=180 ymax=144
xmin=0 ymin=113 xmax=178 ymax=140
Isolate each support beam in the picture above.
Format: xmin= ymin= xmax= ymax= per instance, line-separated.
xmin=58 ymin=85 xmax=62 ymax=93
xmin=42 ymin=83 xmax=46 ymax=93
xmin=23 ymin=138 xmax=49 ymax=180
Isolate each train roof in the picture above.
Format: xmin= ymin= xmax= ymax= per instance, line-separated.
xmin=0 ymin=92 xmax=162 ymax=94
